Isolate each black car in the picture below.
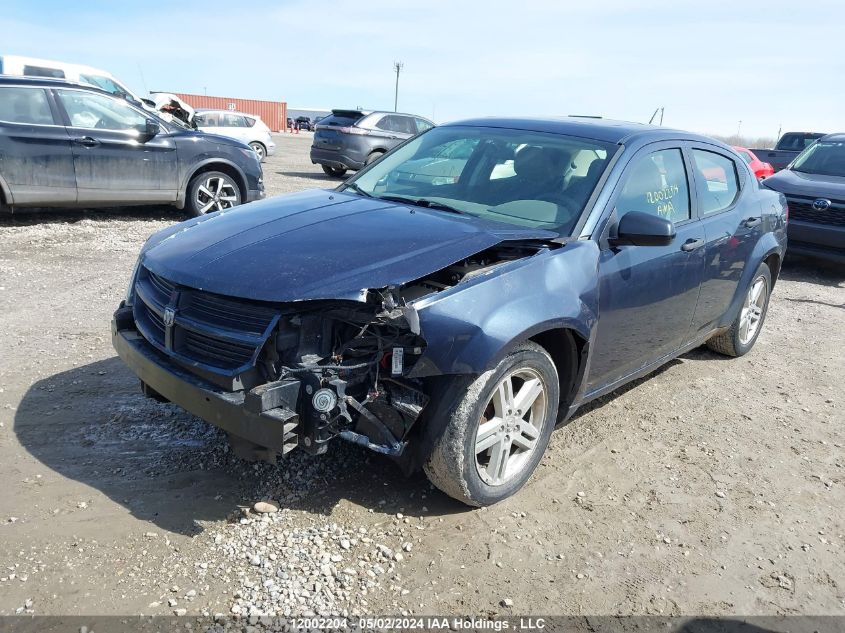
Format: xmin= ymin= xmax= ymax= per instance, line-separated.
xmin=295 ymin=116 xmax=312 ymax=131
xmin=0 ymin=77 xmax=264 ymax=216
xmin=310 ymin=109 xmax=435 ymax=177
xmin=762 ymin=133 xmax=845 ymax=263
xmin=113 ymin=117 xmax=787 ymax=506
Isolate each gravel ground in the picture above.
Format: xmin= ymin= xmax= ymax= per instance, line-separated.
xmin=0 ymin=132 xmax=843 ymax=617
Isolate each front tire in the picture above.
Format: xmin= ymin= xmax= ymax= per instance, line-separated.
xmin=321 ymin=165 xmax=347 ymax=178
xmin=186 ymin=171 xmax=242 ymax=217
xmin=706 ymin=262 xmax=772 ymax=357
xmin=423 ymin=341 xmax=559 ymax=506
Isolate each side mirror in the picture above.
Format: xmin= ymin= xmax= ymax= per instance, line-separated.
xmin=612 ymin=210 xmax=676 ymax=247
xmin=141 ymin=118 xmax=161 ymax=141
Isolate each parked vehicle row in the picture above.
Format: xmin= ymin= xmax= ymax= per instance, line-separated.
xmin=0 ymin=77 xmax=264 ymax=215
xmin=113 ymin=117 xmax=787 ymax=506
xmin=763 ymin=134 xmax=845 ymax=263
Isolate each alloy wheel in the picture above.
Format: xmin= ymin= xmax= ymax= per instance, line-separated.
xmin=195 ymin=175 xmax=239 ymax=214
xmin=739 ymin=275 xmax=768 ymax=345
xmin=475 ymin=368 xmax=547 ymax=486
xmin=250 ymin=143 xmax=265 ymax=161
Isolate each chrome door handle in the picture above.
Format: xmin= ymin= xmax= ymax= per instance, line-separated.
xmin=681 ymin=238 xmax=704 ymax=252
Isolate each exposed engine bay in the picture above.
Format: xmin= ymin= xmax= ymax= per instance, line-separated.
xmin=249 ymin=242 xmax=545 ymax=459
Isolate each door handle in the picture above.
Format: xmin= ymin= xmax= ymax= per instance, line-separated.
xmin=743 ymin=216 xmax=761 ymax=228
xmin=73 ymin=136 xmax=100 ymax=148
xmin=680 ymin=238 xmax=704 ymax=252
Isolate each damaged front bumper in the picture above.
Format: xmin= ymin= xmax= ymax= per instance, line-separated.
xmin=112 ymin=307 xmax=299 ymax=458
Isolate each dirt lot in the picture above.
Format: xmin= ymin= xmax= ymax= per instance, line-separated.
xmin=1 ymin=132 xmax=843 ymax=618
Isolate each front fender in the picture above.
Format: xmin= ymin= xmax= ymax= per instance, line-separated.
xmin=408 ymin=240 xmax=600 ymax=377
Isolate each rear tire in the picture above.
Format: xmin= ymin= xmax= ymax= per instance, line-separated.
xmin=365 ymin=151 xmax=384 ymax=165
xmin=186 ymin=170 xmax=242 ymax=217
xmin=706 ymin=262 xmax=771 ymax=357
xmin=321 ymin=165 xmax=347 ymax=178
xmin=249 ymin=142 xmax=266 ymax=162
xmin=423 ymin=341 xmax=559 ymax=506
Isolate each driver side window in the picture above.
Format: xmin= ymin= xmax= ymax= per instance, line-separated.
xmin=617 ymin=148 xmax=691 ymax=223
xmin=57 ymin=89 xmax=147 ymax=132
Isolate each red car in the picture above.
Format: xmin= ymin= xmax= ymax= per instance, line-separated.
xmin=733 ymin=146 xmax=775 ymax=180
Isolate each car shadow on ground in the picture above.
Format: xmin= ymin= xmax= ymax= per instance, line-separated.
xmin=14 ymin=357 xmax=469 ymax=537
xmin=0 ymin=205 xmax=180 ymax=227
xmin=276 ymin=170 xmax=342 ymax=182
xmin=780 ymin=254 xmax=845 ymax=286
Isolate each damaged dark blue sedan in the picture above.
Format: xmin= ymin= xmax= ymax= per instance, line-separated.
xmin=112 ymin=117 xmax=788 ymax=505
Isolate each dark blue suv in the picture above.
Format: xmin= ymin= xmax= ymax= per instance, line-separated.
xmin=113 ymin=117 xmax=787 ymax=505
xmin=0 ymin=77 xmax=264 ymax=216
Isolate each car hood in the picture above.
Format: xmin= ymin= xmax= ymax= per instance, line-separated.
xmin=141 ymin=189 xmax=558 ymax=302
xmin=764 ymin=169 xmax=845 ymax=198
xmin=174 ymin=128 xmax=252 ymax=150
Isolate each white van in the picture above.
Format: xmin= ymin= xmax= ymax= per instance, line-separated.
xmin=0 ymin=55 xmax=149 ymax=106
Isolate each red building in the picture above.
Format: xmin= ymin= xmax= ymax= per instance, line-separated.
xmin=174 ymin=93 xmax=288 ymax=132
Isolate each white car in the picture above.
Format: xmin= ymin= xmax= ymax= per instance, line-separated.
xmin=194 ymin=109 xmax=276 ymax=161
xmin=0 ymin=55 xmax=148 ymax=107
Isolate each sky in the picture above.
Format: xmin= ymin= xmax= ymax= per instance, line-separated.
xmin=2 ymin=0 xmax=842 ymax=139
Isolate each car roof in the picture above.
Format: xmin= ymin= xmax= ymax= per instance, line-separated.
xmin=818 ymin=133 xmax=845 ymax=142
xmin=0 ymin=74 xmax=115 ymax=97
xmin=0 ymin=55 xmax=117 ymax=78
xmin=440 ymin=116 xmax=717 ymax=145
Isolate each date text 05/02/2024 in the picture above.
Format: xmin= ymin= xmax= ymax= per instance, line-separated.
xmin=350 ymin=617 xmax=547 ymax=630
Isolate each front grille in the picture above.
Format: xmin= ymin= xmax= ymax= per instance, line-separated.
xmin=788 ymin=197 xmax=845 ymax=227
xmin=132 ymin=266 xmax=280 ymax=376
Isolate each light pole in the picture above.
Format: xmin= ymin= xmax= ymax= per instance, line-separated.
xmin=737 ymin=120 xmax=742 ymax=137
xmin=393 ymin=61 xmax=404 ymax=112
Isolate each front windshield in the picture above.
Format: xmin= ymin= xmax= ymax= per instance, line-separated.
xmin=346 ymin=125 xmax=618 ymax=235
xmin=791 ymin=140 xmax=845 ymax=177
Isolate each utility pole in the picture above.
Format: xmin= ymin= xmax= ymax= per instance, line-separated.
xmin=737 ymin=120 xmax=743 ymax=137
xmin=393 ymin=61 xmax=404 ymax=112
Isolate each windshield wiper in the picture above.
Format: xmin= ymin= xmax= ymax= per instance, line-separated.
xmin=375 ymin=195 xmax=465 ymax=215
xmin=342 ymin=182 xmax=372 ymax=198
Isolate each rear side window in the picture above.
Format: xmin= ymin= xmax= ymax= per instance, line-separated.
xmin=0 ymin=87 xmax=55 ymax=125
xmin=244 ymin=116 xmax=256 ymax=128
xmin=738 ymin=151 xmax=753 ymax=164
xmin=23 ymin=65 xmax=64 ymax=79
xmin=223 ymin=114 xmax=247 ymax=127
xmin=617 ymin=148 xmax=691 ymax=223
xmin=691 ymin=149 xmax=740 ymax=216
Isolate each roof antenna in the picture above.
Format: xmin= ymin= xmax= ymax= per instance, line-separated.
xmin=648 ymin=107 xmax=664 ymax=125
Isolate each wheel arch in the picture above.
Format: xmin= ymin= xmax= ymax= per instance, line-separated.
xmin=530 ymin=327 xmax=589 ymax=416
xmin=717 ymin=236 xmax=784 ymax=330
xmin=0 ymin=172 xmax=13 ymax=210
xmin=177 ymin=159 xmax=248 ymax=209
